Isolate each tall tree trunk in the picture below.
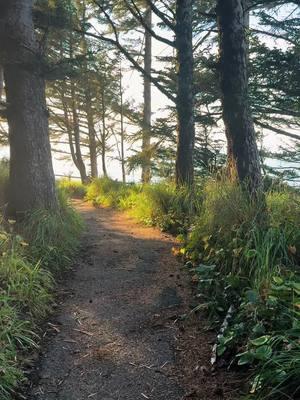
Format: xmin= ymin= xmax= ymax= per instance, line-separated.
xmin=70 ymin=80 xmax=88 ymax=183
xmin=141 ymin=6 xmax=152 ymax=184
xmin=217 ymin=0 xmax=262 ymax=193
xmin=85 ymin=89 xmax=98 ymax=179
xmin=0 ymin=0 xmax=57 ymax=216
xmin=59 ymin=86 xmax=80 ymax=171
xmin=175 ymin=0 xmax=195 ymax=187
xmin=0 ymin=65 xmax=3 ymax=101
xmin=68 ymin=33 xmax=88 ymax=184
xmin=119 ymin=65 xmax=126 ymax=183
xmin=80 ymin=9 xmax=98 ymax=180
xmin=100 ymin=88 xmax=108 ymax=177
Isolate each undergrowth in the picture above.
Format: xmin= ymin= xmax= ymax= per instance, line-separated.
xmin=0 ymin=158 xmax=9 ymax=208
xmin=57 ymin=178 xmax=87 ymax=199
xmin=0 ymin=189 xmax=82 ymax=399
xmin=86 ymin=177 xmax=201 ymax=234
xmin=184 ymin=178 xmax=300 ymax=399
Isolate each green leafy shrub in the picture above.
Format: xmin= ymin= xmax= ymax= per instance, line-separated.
xmin=86 ymin=178 xmax=200 ymax=234
xmin=57 ymin=178 xmax=87 ymax=199
xmin=86 ymin=177 xmax=127 ymax=207
xmin=184 ymin=177 xmax=300 ymax=399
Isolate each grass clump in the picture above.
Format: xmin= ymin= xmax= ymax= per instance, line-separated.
xmin=184 ymin=177 xmax=300 ymax=399
xmin=0 ymin=189 xmax=83 ymax=399
xmin=22 ymin=190 xmax=83 ymax=270
xmin=86 ymin=177 xmax=131 ymax=208
xmin=57 ymin=178 xmax=87 ymax=199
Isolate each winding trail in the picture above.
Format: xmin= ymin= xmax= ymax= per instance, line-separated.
xmin=27 ymin=201 xmax=237 ymax=400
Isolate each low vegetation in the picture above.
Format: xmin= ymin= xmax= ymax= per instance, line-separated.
xmin=84 ymin=177 xmax=201 ymax=234
xmin=184 ymin=179 xmax=300 ymax=399
xmin=83 ymin=176 xmax=300 ymax=399
xmin=0 ymin=159 xmax=9 ymax=208
xmin=0 ymin=170 xmax=83 ymax=399
xmin=58 ymin=178 xmax=87 ymax=199
xmin=1 ymin=173 xmax=299 ymax=399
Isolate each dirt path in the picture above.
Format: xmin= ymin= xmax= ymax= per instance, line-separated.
xmin=26 ymin=202 xmax=238 ymax=400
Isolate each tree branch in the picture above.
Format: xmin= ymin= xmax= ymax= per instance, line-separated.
xmin=254 ymin=120 xmax=300 ymax=141
xmin=75 ymin=28 xmax=176 ymax=103
xmin=145 ymin=0 xmax=175 ymax=31
xmin=125 ymin=0 xmax=175 ymax=47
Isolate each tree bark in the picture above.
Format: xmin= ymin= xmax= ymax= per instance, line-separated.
xmin=80 ymin=7 xmax=98 ymax=180
xmin=0 ymin=0 xmax=57 ymax=216
xmin=85 ymin=90 xmax=98 ymax=179
xmin=70 ymin=79 xmax=88 ymax=183
xmin=217 ymin=0 xmax=262 ymax=193
xmin=141 ymin=6 xmax=152 ymax=184
xmin=175 ymin=0 xmax=195 ymax=187
xmin=100 ymin=88 xmax=108 ymax=177
xmin=59 ymin=85 xmax=79 ymax=171
xmin=119 ymin=65 xmax=126 ymax=183
xmin=68 ymin=32 xmax=88 ymax=183
xmin=0 ymin=65 xmax=3 ymax=101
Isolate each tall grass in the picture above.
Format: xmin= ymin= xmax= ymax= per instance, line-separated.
xmin=57 ymin=178 xmax=87 ymax=199
xmin=22 ymin=190 xmax=83 ymax=270
xmin=183 ymin=177 xmax=300 ymax=399
xmin=0 ymin=158 xmax=9 ymax=208
xmin=0 ymin=189 xmax=83 ymax=399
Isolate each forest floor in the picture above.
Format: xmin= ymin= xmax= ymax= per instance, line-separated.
xmin=25 ymin=201 xmax=240 ymax=400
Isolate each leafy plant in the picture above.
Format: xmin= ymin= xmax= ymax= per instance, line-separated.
xmin=57 ymin=178 xmax=87 ymax=199
xmin=0 ymin=188 xmax=83 ymax=399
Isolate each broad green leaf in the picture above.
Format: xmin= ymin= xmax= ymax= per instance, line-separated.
xmin=273 ymin=276 xmax=283 ymax=285
xmin=253 ymin=345 xmax=272 ymax=361
xmin=250 ymin=335 xmax=271 ymax=346
xmin=237 ymin=351 xmax=254 ymax=365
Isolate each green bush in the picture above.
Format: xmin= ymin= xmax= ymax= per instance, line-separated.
xmin=57 ymin=178 xmax=87 ymax=199
xmin=86 ymin=178 xmax=200 ymax=234
xmin=184 ymin=177 xmax=300 ymax=399
xmin=86 ymin=177 xmax=130 ymax=207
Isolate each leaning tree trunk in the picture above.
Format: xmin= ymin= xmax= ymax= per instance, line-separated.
xmin=85 ymin=90 xmax=98 ymax=179
xmin=141 ymin=6 xmax=152 ymax=184
xmin=70 ymin=79 xmax=88 ymax=184
xmin=59 ymin=86 xmax=80 ymax=171
xmin=0 ymin=0 xmax=57 ymax=216
xmin=119 ymin=66 xmax=126 ymax=183
xmin=100 ymin=88 xmax=108 ymax=177
xmin=81 ymin=25 xmax=98 ymax=179
xmin=217 ymin=0 xmax=262 ymax=194
xmin=175 ymin=0 xmax=195 ymax=187
xmin=0 ymin=65 xmax=3 ymax=101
